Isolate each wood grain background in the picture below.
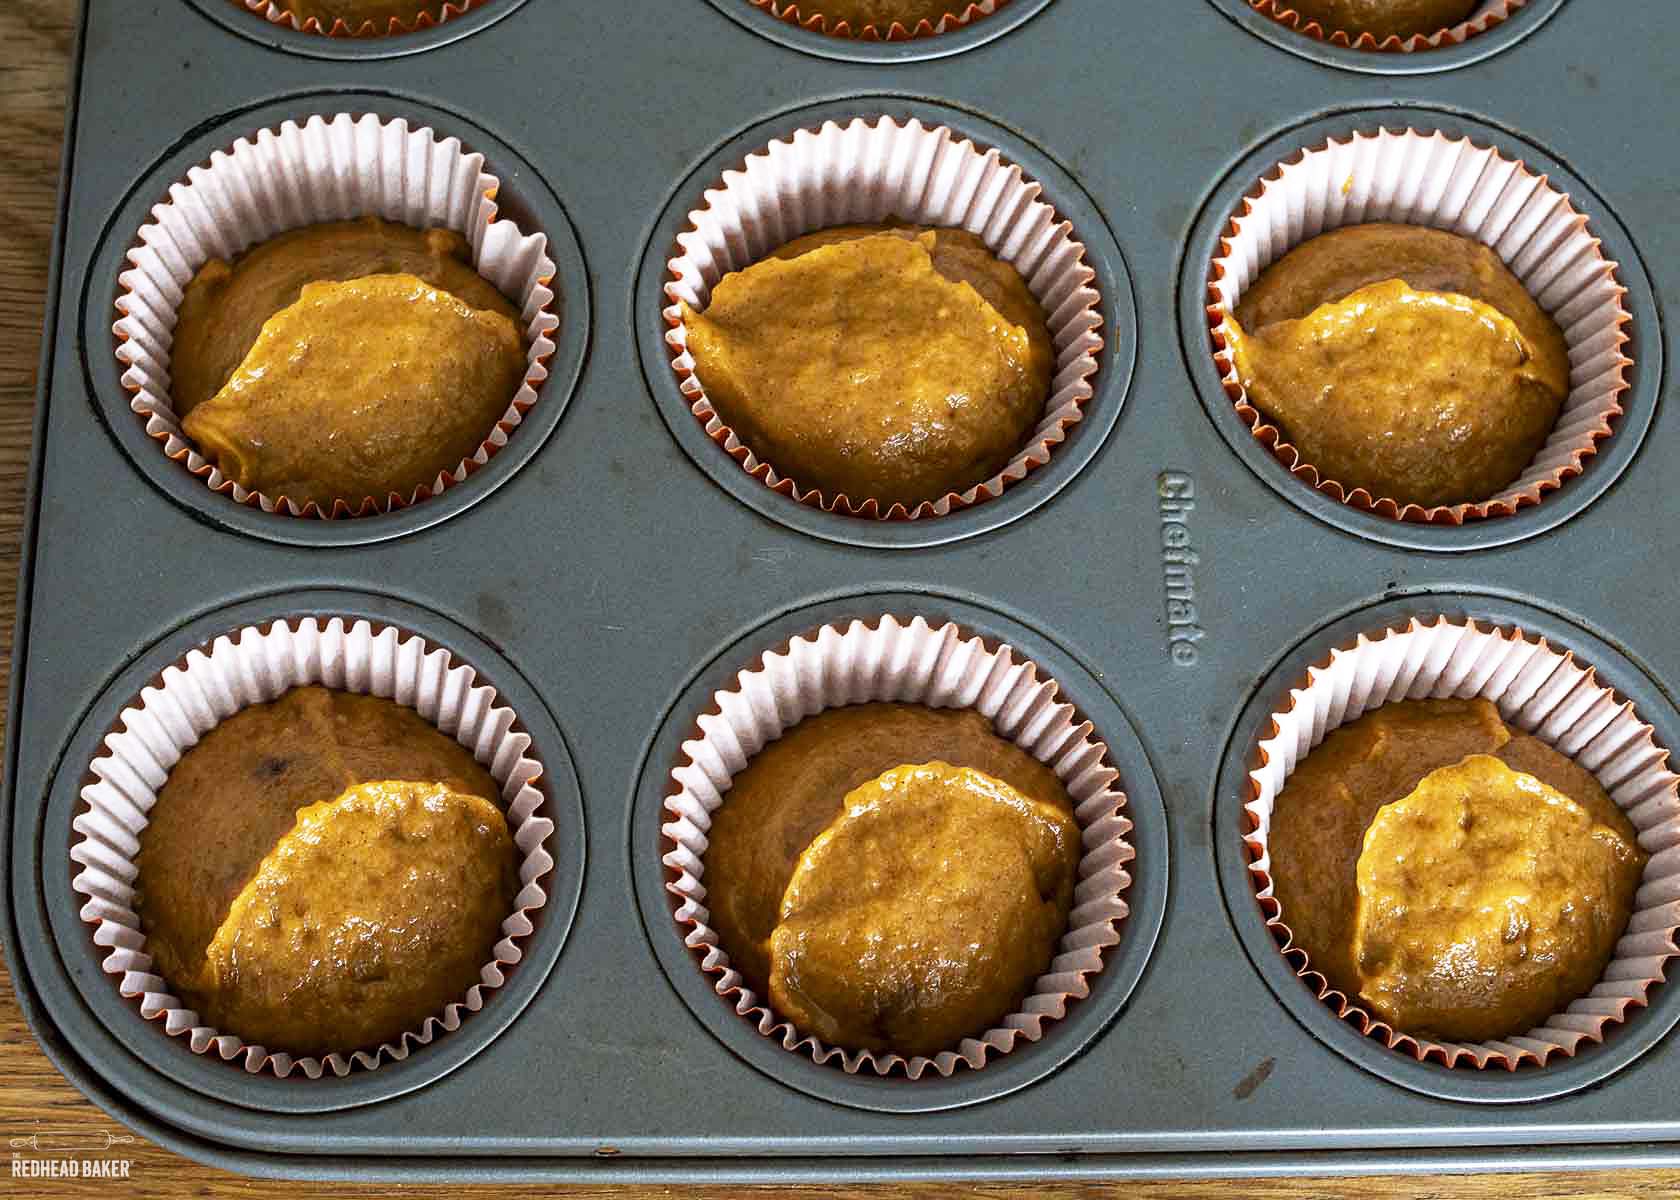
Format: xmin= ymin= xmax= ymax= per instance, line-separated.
xmin=0 ymin=1 xmax=1671 ymax=1195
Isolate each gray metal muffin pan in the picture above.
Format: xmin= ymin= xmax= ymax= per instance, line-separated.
xmin=7 ymin=0 xmax=1680 ymax=1183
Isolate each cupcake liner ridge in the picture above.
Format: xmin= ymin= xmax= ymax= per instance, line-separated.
xmin=244 ymin=0 xmax=486 ymax=38
xmin=754 ymin=0 xmax=1004 ymax=41
xmin=1248 ymin=0 xmax=1525 ymax=53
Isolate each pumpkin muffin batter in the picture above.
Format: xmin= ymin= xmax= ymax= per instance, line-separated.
xmin=171 ymin=216 xmax=525 ymax=509
xmin=181 ymin=273 xmax=525 ymax=509
xmin=1224 ymin=223 xmax=1571 ymax=508
xmin=770 ymin=762 xmax=1080 ymax=1056
xmin=1276 ymin=0 xmax=1480 ymax=41
xmin=805 ymin=1 xmax=965 ymax=32
xmin=134 ymin=686 xmax=499 ymax=1003
xmin=199 ymin=779 xmax=517 ymax=1057
xmin=273 ymin=1 xmax=450 ymax=30
xmin=704 ymin=702 xmax=1072 ymax=1000
xmin=681 ymin=223 xmax=1053 ymax=511
xmin=1353 ymin=755 xmax=1643 ymax=1042
xmin=1266 ymin=697 xmax=1644 ymax=1042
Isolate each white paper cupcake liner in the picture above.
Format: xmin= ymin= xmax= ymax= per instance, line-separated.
xmin=661 ymin=615 xmax=1135 ymax=1079
xmin=753 ymin=0 xmax=1004 ymax=40
xmin=113 ymin=112 xmax=559 ymax=518
xmin=664 ymin=115 xmax=1104 ymax=520
xmin=1245 ymin=616 xmax=1680 ymax=1069
xmin=1207 ymin=127 xmax=1632 ymax=524
xmin=242 ymin=0 xmax=486 ymax=37
xmin=1248 ymin=0 xmax=1523 ymax=52
xmin=68 ymin=616 xmax=555 ymax=1079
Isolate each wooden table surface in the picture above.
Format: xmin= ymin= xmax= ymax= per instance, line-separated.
xmin=0 ymin=2 xmax=1671 ymax=1197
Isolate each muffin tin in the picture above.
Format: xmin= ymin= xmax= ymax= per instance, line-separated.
xmin=8 ymin=0 xmax=1680 ymax=1183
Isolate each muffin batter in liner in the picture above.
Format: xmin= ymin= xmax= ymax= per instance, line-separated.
xmin=69 ymin=616 xmax=555 ymax=1079
xmin=664 ymin=116 xmax=1104 ymax=520
xmin=1245 ymin=616 xmax=1680 ymax=1069
xmin=239 ymin=0 xmax=487 ymax=38
xmin=1207 ymin=128 xmax=1631 ymax=524
xmin=1246 ymin=0 xmax=1524 ymax=53
xmin=661 ymin=615 xmax=1135 ymax=1078
xmin=114 ymin=112 xmax=558 ymax=518
xmin=750 ymin=0 xmax=1004 ymax=41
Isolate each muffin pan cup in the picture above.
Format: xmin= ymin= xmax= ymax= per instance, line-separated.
xmin=35 ymin=592 xmax=587 ymax=1115
xmin=1215 ymin=596 xmax=1680 ymax=1104
xmin=632 ymin=592 xmax=1168 ymax=1115
xmin=1178 ymin=105 xmax=1660 ymax=553
xmin=70 ymin=614 xmax=558 ymax=1081
xmin=114 ymin=110 xmax=560 ymax=520
xmin=11 ymin=0 xmax=1680 ymax=1182
xmin=1204 ymin=125 xmax=1633 ymax=527
xmin=1242 ymin=614 xmax=1680 ymax=1073
xmin=82 ymin=92 xmax=591 ymax=548
xmin=653 ymin=608 xmax=1151 ymax=1094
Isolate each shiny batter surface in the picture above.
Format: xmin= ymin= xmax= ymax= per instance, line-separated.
xmin=1354 ymin=755 xmax=1643 ymax=1042
xmin=200 ymin=779 xmax=517 ymax=1056
xmin=704 ymin=703 xmax=1071 ymax=999
xmin=769 ymin=762 xmax=1080 ymax=1056
xmin=681 ymin=223 xmax=1053 ymax=510
xmin=181 ymin=272 xmax=525 ymax=509
xmin=808 ymin=1 xmax=964 ymax=29
xmin=1280 ymin=0 xmax=1480 ymax=40
xmin=277 ymin=1 xmax=450 ymax=28
xmin=1226 ymin=223 xmax=1570 ymax=508
xmin=1268 ymin=698 xmax=1643 ymax=1041
xmin=135 ymin=686 xmax=499 ymax=1007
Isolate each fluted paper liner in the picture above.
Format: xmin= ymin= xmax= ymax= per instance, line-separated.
xmin=1248 ymin=0 xmax=1523 ymax=52
xmin=69 ymin=617 xmax=555 ymax=1079
xmin=751 ymin=0 xmax=1004 ymax=41
xmin=664 ymin=116 xmax=1104 ymax=520
xmin=241 ymin=0 xmax=487 ymax=38
xmin=114 ymin=112 xmax=559 ymax=518
xmin=1245 ymin=617 xmax=1680 ymax=1069
xmin=661 ymin=615 xmax=1135 ymax=1078
xmin=1207 ymin=128 xmax=1632 ymax=524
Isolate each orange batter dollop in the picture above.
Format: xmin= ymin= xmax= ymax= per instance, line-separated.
xmin=1354 ymin=755 xmax=1643 ymax=1041
xmin=199 ymin=779 xmax=516 ymax=1056
xmin=769 ymin=761 xmax=1080 ymax=1056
